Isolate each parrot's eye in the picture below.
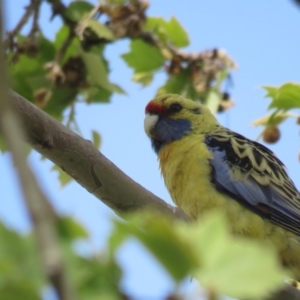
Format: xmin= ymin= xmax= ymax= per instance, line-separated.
xmin=168 ymin=103 xmax=183 ymax=114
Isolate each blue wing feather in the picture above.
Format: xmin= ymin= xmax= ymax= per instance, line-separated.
xmin=210 ymin=147 xmax=273 ymax=205
xmin=205 ymin=134 xmax=300 ymax=235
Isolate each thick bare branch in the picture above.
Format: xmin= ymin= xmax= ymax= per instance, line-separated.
xmin=10 ymin=90 xmax=189 ymax=222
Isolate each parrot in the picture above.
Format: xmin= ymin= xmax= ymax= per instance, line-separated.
xmin=144 ymin=93 xmax=300 ymax=280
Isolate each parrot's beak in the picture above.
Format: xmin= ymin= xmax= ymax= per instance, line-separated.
xmin=144 ymin=113 xmax=159 ymax=138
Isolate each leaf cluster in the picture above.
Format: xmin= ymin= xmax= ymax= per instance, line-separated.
xmin=252 ymin=83 xmax=300 ymax=146
xmin=0 ymin=210 xmax=286 ymax=300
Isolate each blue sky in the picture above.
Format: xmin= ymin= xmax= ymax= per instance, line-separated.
xmin=2 ymin=0 xmax=300 ymax=299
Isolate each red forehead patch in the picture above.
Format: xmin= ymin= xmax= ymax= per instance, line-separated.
xmin=145 ymin=102 xmax=166 ymax=115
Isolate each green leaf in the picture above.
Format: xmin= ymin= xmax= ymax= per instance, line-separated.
xmin=158 ymin=69 xmax=198 ymax=100
xmin=0 ymin=222 xmax=45 ymax=296
xmin=9 ymin=50 xmax=49 ymax=105
xmin=145 ymin=17 xmax=189 ymax=48
xmin=135 ymin=221 xmax=196 ymax=282
xmin=57 ymin=216 xmax=89 ymax=241
xmin=66 ymin=1 xmax=94 ymax=22
xmin=109 ymin=83 xmax=126 ymax=94
xmin=158 ymin=71 xmax=188 ymax=94
xmin=132 ymin=72 xmax=153 ymax=87
xmin=0 ymin=281 xmax=41 ymax=300
xmin=110 ymin=213 xmax=199 ymax=282
xmin=83 ymin=19 xmax=115 ymax=41
xmin=145 ymin=17 xmax=169 ymax=44
xmin=82 ymin=87 xmax=112 ymax=103
xmin=263 ymin=83 xmax=300 ymax=111
xmin=92 ymin=130 xmax=101 ymax=149
xmin=71 ymin=256 xmax=122 ymax=299
xmin=43 ymin=88 xmax=77 ymax=120
xmin=11 ymin=54 xmax=40 ymax=74
xmin=81 ymin=49 xmax=125 ymax=94
xmin=106 ymin=0 xmax=127 ymax=4
xmin=263 ymin=86 xmax=278 ymax=99
xmin=56 ymin=227 xmax=123 ymax=299
xmin=165 ymin=17 xmax=189 ymax=48
xmin=8 ymin=33 xmax=76 ymax=119
xmin=192 ymin=211 xmax=286 ymax=299
xmin=54 ymin=26 xmax=80 ymax=64
xmin=36 ymin=34 xmax=56 ymax=62
xmin=122 ymin=40 xmax=165 ymax=73
xmin=51 ymin=165 xmax=73 ymax=187
xmin=54 ymin=26 xmax=70 ymax=51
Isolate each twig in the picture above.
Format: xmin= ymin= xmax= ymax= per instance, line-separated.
xmin=54 ymin=29 xmax=74 ymax=64
xmin=75 ymin=2 xmax=102 ymax=38
xmin=46 ymin=0 xmax=75 ymax=26
xmin=43 ymin=29 xmax=74 ymax=87
xmin=29 ymin=0 xmax=41 ymax=37
xmin=87 ymin=2 xmax=102 ymax=19
xmin=4 ymin=0 xmax=41 ymax=49
xmin=0 ymin=3 xmax=76 ymax=300
xmin=45 ymin=0 xmax=76 ymax=83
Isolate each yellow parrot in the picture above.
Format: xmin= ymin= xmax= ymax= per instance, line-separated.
xmin=144 ymin=93 xmax=300 ymax=279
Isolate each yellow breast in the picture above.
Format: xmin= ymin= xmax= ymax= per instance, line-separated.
xmin=158 ymin=134 xmax=220 ymax=219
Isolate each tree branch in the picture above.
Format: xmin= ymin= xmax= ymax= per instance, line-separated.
xmin=4 ymin=0 xmax=41 ymax=49
xmin=46 ymin=0 xmax=75 ymax=27
xmin=29 ymin=0 xmax=41 ymax=37
xmin=9 ymin=90 xmax=189 ymax=222
xmin=0 ymin=3 xmax=76 ymax=299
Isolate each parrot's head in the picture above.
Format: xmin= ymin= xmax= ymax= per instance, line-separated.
xmin=144 ymin=93 xmax=218 ymax=153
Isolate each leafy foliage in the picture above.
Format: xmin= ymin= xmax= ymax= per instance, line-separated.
xmin=0 ymin=217 xmax=124 ymax=300
xmin=109 ymin=210 xmax=286 ymax=299
xmin=5 ymin=0 xmax=236 ymax=174
xmin=0 ymin=208 xmax=285 ymax=300
xmin=145 ymin=16 xmax=190 ymax=48
xmin=65 ymin=1 xmax=94 ymax=22
xmin=3 ymin=1 xmax=293 ymax=299
xmin=122 ymin=39 xmax=165 ymax=73
xmin=253 ymin=83 xmax=300 ymax=144
xmin=110 ymin=213 xmax=199 ymax=282
xmin=263 ymin=83 xmax=300 ymax=111
xmin=158 ymin=69 xmax=198 ymax=100
xmin=192 ymin=212 xmax=286 ymax=299
xmin=0 ymin=222 xmax=45 ymax=300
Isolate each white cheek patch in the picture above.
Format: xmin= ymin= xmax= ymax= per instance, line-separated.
xmin=144 ymin=114 xmax=158 ymax=137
